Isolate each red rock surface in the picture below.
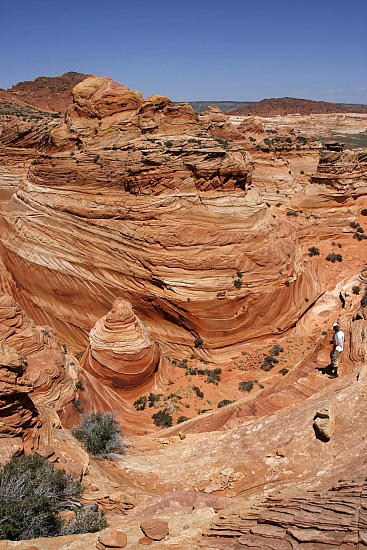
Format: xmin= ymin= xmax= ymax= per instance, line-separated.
xmin=7 ymin=72 xmax=91 ymax=113
xmin=228 ymin=96 xmax=367 ymax=116
xmin=81 ymin=297 xmax=169 ymax=396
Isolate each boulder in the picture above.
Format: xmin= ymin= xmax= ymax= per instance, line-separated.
xmin=313 ymin=404 xmax=335 ymax=441
xmin=140 ymin=518 xmax=169 ymax=541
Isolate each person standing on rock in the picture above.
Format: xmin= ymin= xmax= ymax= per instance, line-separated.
xmin=330 ymin=322 xmax=344 ymax=378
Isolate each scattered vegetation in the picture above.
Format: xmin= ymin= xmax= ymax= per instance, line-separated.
xmin=192 ymin=386 xmax=204 ymax=398
xmin=352 ymin=286 xmax=361 ymax=295
xmin=308 ymin=246 xmax=320 ymax=256
xmin=326 ymin=252 xmax=343 ymax=263
xmin=177 ymin=415 xmax=190 ymax=424
xmin=234 ymin=278 xmax=243 ymax=289
xmin=286 ymin=210 xmax=298 ymax=217
xmin=72 ymin=412 xmax=126 ymax=457
xmin=194 ymin=336 xmax=203 ymax=349
xmin=133 ymin=396 xmax=147 ymax=411
xmin=75 ymin=380 xmax=84 ymax=391
xmin=72 ymin=399 xmax=83 ymax=414
xmin=361 ymin=209 xmax=367 ymax=216
xmin=261 ymin=345 xmax=284 ymax=372
xmin=165 ymin=140 xmax=173 ymax=148
xmin=0 ymin=454 xmax=106 ymax=541
xmin=279 ymin=368 xmax=289 ymax=375
xmin=238 ymin=380 xmax=255 ymax=392
xmin=217 ymin=399 xmax=235 ymax=408
xmin=152 ymin=409 xmax=173 ymax=428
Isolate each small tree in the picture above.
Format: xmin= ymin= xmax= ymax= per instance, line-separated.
xmin=152 ymin=409 xmax=173 ymax=428
xmin=72 ymin=412 xmax=126 ymax=457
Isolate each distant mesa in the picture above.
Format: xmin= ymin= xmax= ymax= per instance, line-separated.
xmin=227 ymin=96 xmax=367 ymax=117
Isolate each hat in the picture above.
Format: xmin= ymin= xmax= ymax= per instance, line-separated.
xmin=332 ymin=322 xmax=339 ymax=328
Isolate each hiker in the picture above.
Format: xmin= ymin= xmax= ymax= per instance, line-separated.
xmin=330 ymin=322 xmax=344 ymax=377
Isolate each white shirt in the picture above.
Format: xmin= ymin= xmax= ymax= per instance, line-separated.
xmin=334 ymin=330 xmax=345 ymax=352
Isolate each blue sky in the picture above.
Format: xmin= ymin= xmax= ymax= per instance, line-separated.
xmin=0 ymin=0 xmax=366 ymax=103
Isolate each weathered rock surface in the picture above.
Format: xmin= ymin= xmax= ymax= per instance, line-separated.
xmin=313 ymin=404 xmax=335 ymax=441
xmin=0 ymin=340 xmax=39 ymax=442
xmin=201 ymin=473 xmax=367 ymax=548
xmin=140 ymin=518 xmax=169 ymax=541
xmin=81 ymin=297 xmax=168 ymax=395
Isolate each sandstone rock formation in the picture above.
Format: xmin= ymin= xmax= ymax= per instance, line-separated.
xmin=313 ymin=404 xmax=335 ymax=441
xmin=201 ymin=472 xmax=367 ymax=548
xmin=0 ymin=341 xmax=39 ymax=443
xmin=81 ymin=297 xmax=169 ymax=396
xmin=7 ymin=72 xmax=92 ymax=112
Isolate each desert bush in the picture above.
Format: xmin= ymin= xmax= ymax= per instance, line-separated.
xmin=177 ymin=415 xmax=190 ymax=424
xmin=238 ymin=380 xmax=254 ymax=392
xmin=61 ymin=507 xmax=106 ymax=535
xmin=133 ymin=396 xmax=147 ymax=410
xmin=361 ymin=209 xmax=367 ymax=216
xmin=234 ymin=278 xmax=242 ymax=289
xmin=72 ymin=398 xmax=84 ymax=414
xmin=217 ymin=399 xmax=234 ymax=408
xmin=350 ymin=221 xmax=360 ymax=229
xmin=75 ymin=380 xmax=84 ymax=391
xmin=326 ymin=253 xmax=342 ymax=263
xmin=72 ymin=412 xmax=126 ymax=457
xmin=352 ymin=286 xmax=361 ymax=295
xmin=152 ymin=409 xmax=173 ymax=427
xmin=0 ymin=454 xmax=107 ymax=541
xmin=286 ymin=210 xmax=298 ymax=217
xmin=194 ymin=335 xmax=203 ymax=348
xmin=279 ymin=368 xmax=289 ymax=375
xmin=357 ymin=226 xmax=365 ymax=233
xmin=308 ymin=247 xmax=320 ymax=256
xmin=165 ymin=140 xmax=173 ymax=147
xmin=148 ymin=393 xmax=162 ymax=407
xmin=361 ymin=289 xmax=367 ymax=308
xmin=192 ymin=386 xmax=204 ymax=398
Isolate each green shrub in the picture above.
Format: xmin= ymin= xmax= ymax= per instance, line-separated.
xmin=234 ymin=278 xmax=242 ymax=289
xmin=357 ymin=227 xmax=365 ymax=233
xmin=72 ymin=412 xmax=126 ymax=457
xmin=165 ymin=140 xmax=173 ymax=147
xmin=236 ymin=270 xmax=243 ymax=278
xmin=308 ymin=246 xmax=320 ymax=257
xmin=279 ymin=368 xmax=289 ymax=375
xmin=62 ymin=508 xmax=107 ymax=535
xmin=352 ymin=286 xmax=361 ymax=295
xmin=300 ymin=170 xmax=305 ymax=174
xmin=238 ymin=380 xmax=254 ymax=392
xmin=177 ymin=416 xmax=189 ymax=424
xmin=361 ymin=209 xmax=367 ymax=216
xmin=152 ymin=409 xmax=173 ymax=427
xmin=75 ymin=380 xmax=84 ymax=391
xmin=326 ymin=253 xmax=342 ymax=263
xmin=133 ymin=396 xmax=147 ymax=410
xmin=286 ymin=210 xmax=298 ymax=216
xmin=350 ymin=221 xmax=359 ymax=229
xmin=148 ymin=393 xmax=162 ymax=407
xmin=73 ymin=398 xmax=83 ymax=414
xmin=217 ymin=399 xmax=234 ymax=408
xmin=93 ymin=155 xmax=100 ymax=163
xmin=285 ymin=137 xmax=292 ymax=144
xmin=192 ymin=386 xmax=204 ymax=398
xmin=194 ymin=335 xmax=203 ymax=348
xmin=0 ymin=454 xmax=106 ymax=541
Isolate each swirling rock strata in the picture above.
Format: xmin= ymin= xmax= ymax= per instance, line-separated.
xmin=312 ymin=149 xmax=367 ymax=193
xmin=81 ymin=297 xmax=168 ymax=394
